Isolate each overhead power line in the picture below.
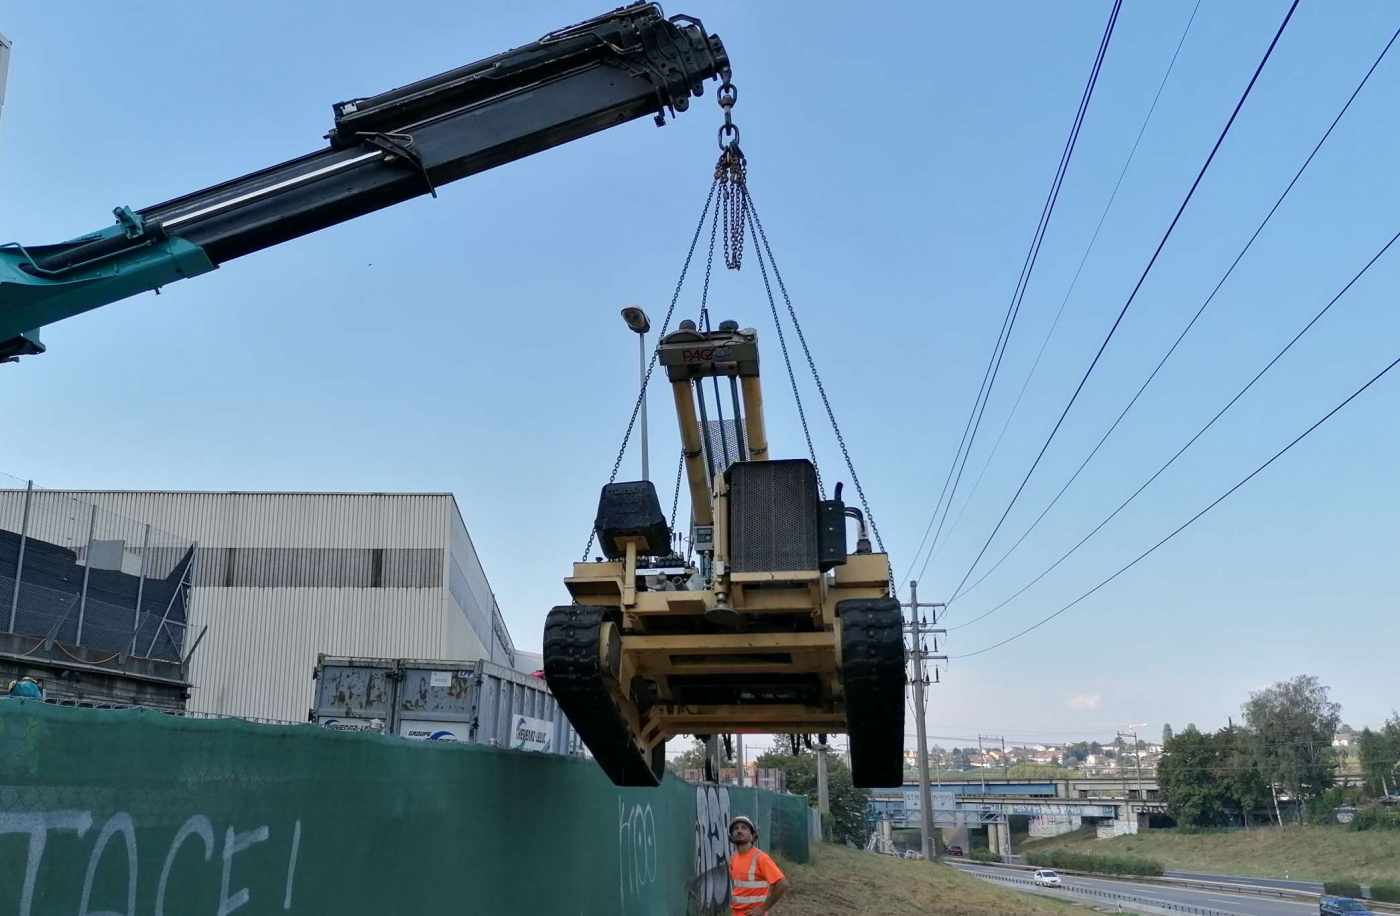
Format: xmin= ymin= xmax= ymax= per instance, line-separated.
xmin=944 ymin=0 xmax=1301 ymax=603
xmin=905 ymin=0 xmax=1123 ymax=584
xmin=949 ymin=20 xmax=1400 ymax=608
xmin=934 ymin=0 xmax=1202 ymax=569
xmin=950 ymin=223 xmax=1400 ymax=634
xmin=954 ymin=341 xmax=1400 ymax=659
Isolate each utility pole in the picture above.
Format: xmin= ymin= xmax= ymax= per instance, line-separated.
xmin=816 ymin=740 xmax=831 ymax=839
xmin=737 ymin=734 xmax=745 ymax=786
xmin=1133 ymin=731 xmax=1144 ymax=803
xmin=904 ymin=580 xmax=946 ymax=862
xmin=977 ymin=735 xmax=1004 ymax=794
xmin=1117 ymin=725 xmax=1146 ymax=832
xmin=1115 ymin=732 xmax=1129 ymax=801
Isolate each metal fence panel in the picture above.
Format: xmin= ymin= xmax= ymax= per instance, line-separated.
xmin=1 ymin=474 xmax=195 ymax=663
xmin=0 ymin=702 xmax=810 ymax=915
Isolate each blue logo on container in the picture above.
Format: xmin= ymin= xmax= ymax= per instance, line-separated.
xmin=429 ymin=730 xmax=457 ymax=741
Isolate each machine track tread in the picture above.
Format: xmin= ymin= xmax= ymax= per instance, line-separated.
xmin=543 ymin=604 xmax=663 ymax=787
xmin=838 ymin=597 xmax=906 ymax=787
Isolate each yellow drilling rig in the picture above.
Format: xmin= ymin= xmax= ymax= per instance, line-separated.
xmin=544 ymin=318 xmax=905 ymax=787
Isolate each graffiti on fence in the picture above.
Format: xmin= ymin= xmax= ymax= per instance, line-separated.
xmin=0 ymin=809 xmax=301 ymax=916
xmin=687 ymin=785 xmax=731 ymax=915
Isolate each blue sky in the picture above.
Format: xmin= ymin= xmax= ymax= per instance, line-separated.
xmin=3 ymin=1 xmax=1397 ymax=746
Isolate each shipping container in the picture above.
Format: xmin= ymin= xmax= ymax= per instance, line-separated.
xmin=311 ymin=654 xmax=582 ymax=757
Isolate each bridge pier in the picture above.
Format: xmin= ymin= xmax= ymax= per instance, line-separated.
xmin=986 ymin=819 xmax=1011 ymax=859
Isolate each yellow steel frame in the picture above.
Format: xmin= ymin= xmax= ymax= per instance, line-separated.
xmin=562 ymin=325 xmax=892 ymax=754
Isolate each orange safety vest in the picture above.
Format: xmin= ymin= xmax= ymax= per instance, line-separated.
xmin=729 ymin=847 xmax=780 ymax=913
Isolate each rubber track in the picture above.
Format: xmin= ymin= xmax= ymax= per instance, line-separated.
xmin=839 ymin=597 xmax=906 ymax=787
xmin=543 ymin=604 xmax=661 ymax=787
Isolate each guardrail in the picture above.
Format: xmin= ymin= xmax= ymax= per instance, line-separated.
xmin=971 ymin=867 xmax=1233 ymax=916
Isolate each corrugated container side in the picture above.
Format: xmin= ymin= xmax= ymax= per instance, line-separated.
xmin=311 ymin=655 xmax=397 ymax=732
xmin=310 ymin=656 xmax=580 ymax=757
xmin=473 ymin=659 xmax=576 ymax=754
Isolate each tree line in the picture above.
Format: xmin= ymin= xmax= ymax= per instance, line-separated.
xmin=1158 ymin=674 xmax=1397 ymax=827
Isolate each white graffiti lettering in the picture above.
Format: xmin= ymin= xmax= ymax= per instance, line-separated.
xmin=691 ymin=785 xmax=731 ymax=913
xmin=156 ymin=815 xmax=215 ymax=916
xmin=284 ymin=819 xmax=302 ymax=910
xmin=617 ymin=798 xmax=657 ymax=903
xmin=79 ymin=812 xmax=137 ymax=916
xmin=0 ymin=811 xmax=301 ymax=915
xmin=218 ymin=824 xmax=270 ymax=916
xmin=0 ymin=810 xmax=93 ymax=916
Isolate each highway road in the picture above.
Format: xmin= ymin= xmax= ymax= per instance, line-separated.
xmin=1167 ymin=870 xmax=1324 ymax=894
xmin=954 ymin=862 xmax=1320 ymax=916
xmin=1002 ymin=855 xmax=1323 ymax=895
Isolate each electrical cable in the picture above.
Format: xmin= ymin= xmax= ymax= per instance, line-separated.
xmin=944 ymin=0 xmax=1301 ymax=602
xmin=905 ymin=0 xmax=1123 ymax=583
xmin=951 ymin=223 xmax=1400 ymax=634
xmin=955 ymin=343 xmax=1400 ymax=659
xmin=933 ymin=0 xmax=1201 ymax=564
xmin=949 ymin=19 xmax=1400 ymax=608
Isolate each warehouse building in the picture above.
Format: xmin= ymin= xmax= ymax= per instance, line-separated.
xmin=33 ymin=491 xmax=516 ymax=722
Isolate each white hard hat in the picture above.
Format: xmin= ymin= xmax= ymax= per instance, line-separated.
xmin=729 ymin=815 xmax=758 ymax=836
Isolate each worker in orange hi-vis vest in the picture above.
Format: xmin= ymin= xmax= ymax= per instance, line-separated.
xmin=727 ymin=815 xmax=789 ymax=914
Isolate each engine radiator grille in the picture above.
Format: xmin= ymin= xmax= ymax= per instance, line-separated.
xmin=727 ymin=460 xmax=819 ymax=573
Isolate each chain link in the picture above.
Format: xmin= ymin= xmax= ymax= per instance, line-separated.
xmin=582 ymin=179 xmax=719 ymax=561
xmin=719 ymin=151 xmax=748 ymax=270
xmin=585 ymin=83 xmax=890 ymax=599
xmin=669 ymin=202 xmax=723 ymax=536
xmin=716 ymin=78 xmax=741 ymax=151
xmin=746 ymin=191 xmax=893 ymax=589
xmin=716 ymin=78 xmax=748 ymax=270
xmin=743 ymin=202 xmax=825 ymax=498
xmin=668 ymin=447 xmax=685 ymax=532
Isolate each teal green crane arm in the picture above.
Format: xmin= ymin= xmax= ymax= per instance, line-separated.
xmin=0 ymin=210 xmax=216 ymax=358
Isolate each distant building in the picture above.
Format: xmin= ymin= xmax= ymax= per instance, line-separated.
xmin=36 ymin=491 xmax=517 ymax=722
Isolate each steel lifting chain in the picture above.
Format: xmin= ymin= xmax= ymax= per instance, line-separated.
xmin=750 ymin=193 xmax=890 ymax=560
xmin=668 ymin=201 xmax=723 ymax=535
xmin=716 ymin=79 xmax=748 ymax=270
xmin=582 ymin=180 xmax=719 ymax=561
xmin=745 ymin=194 xmax=892 ymax=581
xmin=586 ymin=76 xmax=892 ymax=599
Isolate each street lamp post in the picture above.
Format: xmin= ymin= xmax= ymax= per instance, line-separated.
xmin=620 ymin=306 xmax=652 ymax=481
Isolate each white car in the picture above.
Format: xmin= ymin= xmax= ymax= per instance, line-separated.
xmin=1033 ymin=869 xmax=1063 ymax=888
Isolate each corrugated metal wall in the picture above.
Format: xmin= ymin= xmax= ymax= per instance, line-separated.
xmin=31 ymin=492 xmax=508 ymax=722
xmin=64 ymin=491 xmax=451 ymax=548
xmin=190 ymin=588 xmax=485 ymax=721
xmin=446 ymin=498 xmax=516 ymax=666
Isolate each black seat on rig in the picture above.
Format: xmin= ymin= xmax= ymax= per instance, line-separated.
xmin=594 ymin=481 xmax=671 ymax=558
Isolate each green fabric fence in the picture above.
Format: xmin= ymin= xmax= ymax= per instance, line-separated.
xmin=0 ymin=700 xmax=808 ymax=915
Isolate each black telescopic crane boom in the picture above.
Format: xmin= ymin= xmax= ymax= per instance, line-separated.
xmin=0 ymin=3 xmax=730 ymax=360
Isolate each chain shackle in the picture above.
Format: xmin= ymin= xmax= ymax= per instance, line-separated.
xmin=716 ymin=78 xmax=742 ymax=152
